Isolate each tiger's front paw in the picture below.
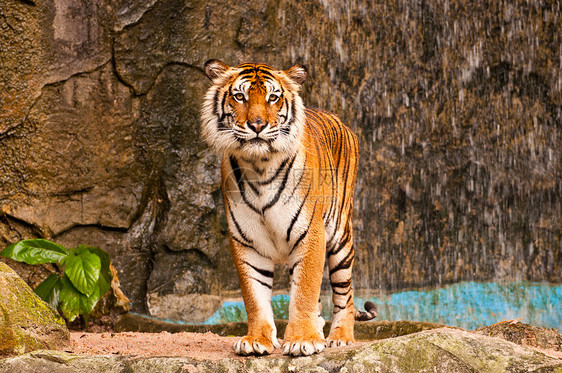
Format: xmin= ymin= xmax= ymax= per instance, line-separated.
xmin=234 ymin=335 xmax=280 ymax=356
xmin=282 ymin=335 xmax=326 ymax=356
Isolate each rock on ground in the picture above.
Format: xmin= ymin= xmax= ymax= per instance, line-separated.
xmin=477 ymin=321 xmax=562 ymax=358
xmin=0 ymin=263 xmax=69 ymax=356
xmin=1 ymin=328 xmax=561 ymax=373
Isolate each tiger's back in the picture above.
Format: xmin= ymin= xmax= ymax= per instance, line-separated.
xmin=301 ymin=107 xmax=359 ymax=249
xmin=201 ymin=60 xmax=376 ymax=357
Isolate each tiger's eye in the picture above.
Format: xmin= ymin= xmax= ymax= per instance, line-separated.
xmin=268 ymin=94 xmax=279 ymax=104
xmin=233 ymin=93 xmax=245 ymax=102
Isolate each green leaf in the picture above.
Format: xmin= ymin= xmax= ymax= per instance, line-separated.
xmin=59 ymin=275 xmax=81 ymax=322
xmin=59 ymin=273 xmax=105 ymax=323
xmin=0 ymin=239 xmax=68 ymax=265
xmin=64 ymin=249 xmax=101 ymax=296
xmin=79 ymin=278 xmax=101 ymax=316
xmin=34 ymin=274 xmax=61 ymax=309
xmin=78 ymin=245 xmax=113 ymax=297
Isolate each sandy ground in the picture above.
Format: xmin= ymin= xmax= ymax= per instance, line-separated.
xmin=67 ymin=332 xmax=365 ymax=360
xmin=67 ymin=330 xmax=562 ymax=362
xmin=68 ymin=331 xmax=242 ymax=360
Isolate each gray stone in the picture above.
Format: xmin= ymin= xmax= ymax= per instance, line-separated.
xmin=0 ymin=263 xmax=69 ymax=356
xmin=1 ymin=329 xmax=561 ymax=372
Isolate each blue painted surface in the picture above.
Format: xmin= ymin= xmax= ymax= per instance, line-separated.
xmin=203 ymin=281 xmax=562 ymax=331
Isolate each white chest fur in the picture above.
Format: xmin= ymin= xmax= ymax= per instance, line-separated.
xmin=224 ymin=151 xmax=311 ymax=263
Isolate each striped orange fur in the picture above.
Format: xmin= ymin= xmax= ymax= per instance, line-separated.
xmin=201 ymin=60 xmax=376 ymax=356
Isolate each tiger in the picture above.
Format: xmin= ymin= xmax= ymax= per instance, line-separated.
xmin=200 ymin=59 xmax=377 ymax=357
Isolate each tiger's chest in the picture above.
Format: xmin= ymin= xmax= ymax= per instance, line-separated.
xmin=223 ymin=152 xmax=314 ymax=263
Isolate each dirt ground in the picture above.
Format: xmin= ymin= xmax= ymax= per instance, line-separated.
xmin=67 ymin=332 xmax=364 ymax=360
xmin=68 ymin=332 xmax=241 ymax=360
xmin=66 ymin=330 xmax=562 ymax=361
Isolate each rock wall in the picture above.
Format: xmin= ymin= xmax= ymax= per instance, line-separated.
xmin=0 ymin=0 xmax=560 ymax=319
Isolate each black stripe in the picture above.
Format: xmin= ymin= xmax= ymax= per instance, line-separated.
xmin=328 ymin=228 xmax=351 ymax=257
xmin=244 ymin=261 xmax=273 ymax=278
xmin=218 ymin=90 xmax=228 ymax=122
xmin=335 ymin=131 xmax=352 ymax=229
xmin=325 ymin=181 xmax=337 ymax=222
xmin=284 ymin=155 xmax=307 ymax=205
xmin=333 ymin=294 xmax=353 ymax=313
xmin=231 ymin=235 xmax=257 ymax=252
xmin=213 ymin=90 xmax=220 ymax=117
xmin=289 ymin=202 xmax=317 ymax=255
xmin=262 ymin=155 xmax=296 ymax=213
xmin=291 ymin=100 xmax=296 ymax=125
xmin=228 ymin=207 xmax=252 ymax=244
xmin=246 ymin=180 xmax=260 ymax=196
xmin=238 ymin=68 xmax=276 ymax=79
xmin=230 ymin=156 xmax=243 ymax=190
xmin=332 ymin=287 xmax=350 ymax=296
xmin=329 ymin=246 xmax=354 ymax=276
xmin=250 ymin=276 xmax=272 ymax=289
xmin=286 ymin=184 xmax=311 ymax=241
xmin=331 ymin=279 xmax=351 ymax=289
xmin=258 ymin=157 xmax=289 ymax=185
xmin=289 ymin=260 xmax=301 ymax=278
xmin=229 ymin=156 xmax=261 ymax=214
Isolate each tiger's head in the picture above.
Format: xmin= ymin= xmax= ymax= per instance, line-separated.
xmin=201 ymin=60 xmax=307 ymax=158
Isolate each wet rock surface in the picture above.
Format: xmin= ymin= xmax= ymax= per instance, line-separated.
xmin=0 ymin=263 xmax=69 ymax=356
xmin=1 ymin=0 xmax=560 ymax=319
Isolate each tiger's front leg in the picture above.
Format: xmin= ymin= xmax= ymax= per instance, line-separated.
xmin=229 ymin=238 xmax=280 ymax=355
xmin=283 ymin=215 xmax=327 ymax=356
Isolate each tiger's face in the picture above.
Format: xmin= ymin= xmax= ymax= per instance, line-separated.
xmin=201 ymin=60 xmax=307 ymax=158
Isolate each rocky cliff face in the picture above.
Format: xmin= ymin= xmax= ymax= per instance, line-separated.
xmin=0 ymin=0 xmax=560 ymax=319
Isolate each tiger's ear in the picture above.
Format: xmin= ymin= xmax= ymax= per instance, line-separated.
xmin=204 ymin=59 xmax=230 ymax=81
xmin=284 ymin=65 xmax=307 ymax=85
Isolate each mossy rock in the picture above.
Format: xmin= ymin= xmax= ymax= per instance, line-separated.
xmin=0 ymin=263 xmax=69 ymax=356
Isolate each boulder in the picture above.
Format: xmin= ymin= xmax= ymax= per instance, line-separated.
xmin=0 ymin=328 xmax=561 ymax=372
xmin=0 ymin=262 xmax=69 ymax=356
xmin=476 ymin=321 xmax=562 ymax=354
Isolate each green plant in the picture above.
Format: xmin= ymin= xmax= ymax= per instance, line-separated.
xmin=0 ymin=239 xmax=113 ymax=328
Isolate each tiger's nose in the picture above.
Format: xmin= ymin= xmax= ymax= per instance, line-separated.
xmin=247 ymin=119 xmax=266 ymax=134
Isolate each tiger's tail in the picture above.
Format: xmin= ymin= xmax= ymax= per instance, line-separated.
xmin=354 ymin=301 xmax=378 ymax=321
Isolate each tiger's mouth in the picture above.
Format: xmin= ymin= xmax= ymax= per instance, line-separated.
xmin=246 ymin=138 xmax=270 ymax=144
xmin=235 ymin=135 xmax=276 ymax=146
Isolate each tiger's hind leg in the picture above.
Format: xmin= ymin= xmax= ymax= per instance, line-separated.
xmin=326 ymin=232 xmax=356 ymax=346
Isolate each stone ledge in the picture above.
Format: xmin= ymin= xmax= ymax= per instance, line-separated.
xmin=1 ymin=328 xmax=561 ymax=373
